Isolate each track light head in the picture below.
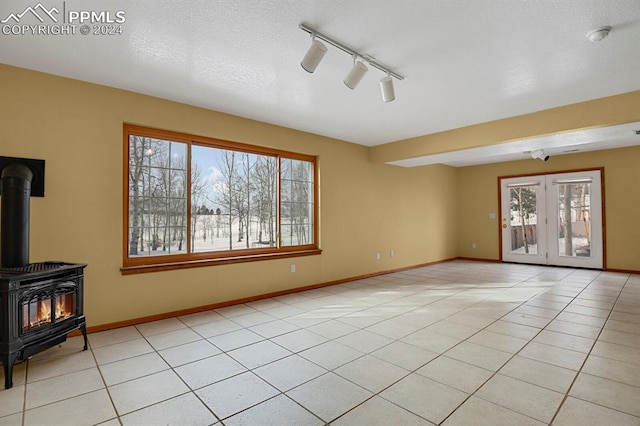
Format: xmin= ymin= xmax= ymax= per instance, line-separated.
xmin=343 ymin=59 xmax=368 ymax=89
xmin=299 ymin=24 xmax=403 ymax=101
xmin=531 ymin=149 xmax=550 ymax=162
xmin=380 ymin=75 xmax=395 ymax=102
xmin=301 ymin=38 xmax=327 ymax=73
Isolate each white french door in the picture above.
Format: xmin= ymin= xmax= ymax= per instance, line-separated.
xmin=501 ymin=176 xmax=547 ymax=265
xmin=500 ymin=170 xmax=602 ymax=269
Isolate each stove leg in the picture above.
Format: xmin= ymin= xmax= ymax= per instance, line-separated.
xmin=80 ymin=323 xmax=88 ymax=351
xmin=2 ymin=352 xmax=19 ymax=389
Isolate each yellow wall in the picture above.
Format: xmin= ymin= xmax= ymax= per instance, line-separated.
xmin=0 ymin=64 xmax=458 ymax=327
xmin=456 ymin=146 xmax=640 ymax=271
xmin=2 ymin=63 xmax=638 ymax=328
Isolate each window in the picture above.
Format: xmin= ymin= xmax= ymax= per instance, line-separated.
xmin=123 ymin=125 xmax=319 ymax=274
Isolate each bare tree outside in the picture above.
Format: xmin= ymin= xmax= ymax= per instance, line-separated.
xmin=281 ymin=158 xmax=314 ymax=246
xmin=252 ymin=156 xmax=277 ymax=246
xmin=216 ymin=149 xmax=237 ymax=250
xmin=230 ymin=154 xmax=249 ymax=246
xmin=127 ymin=130 xmax=316 ymax=261
xmin=193 ymin=146 xmax=279 ymax=251
xmin=561 ymin=184 xmax=573 ymax=256
xmin=190 ymin=163 xmax=208 ymax=252
xmin=127 ymin=136 xmax=187 ymax=257
xmin=558 ymin=183 xmax=590 ymax=257
xmin=128 ymin=135 xmax=151 ymax=256
xmin=509 ymin=186 xmax=537 ymax=254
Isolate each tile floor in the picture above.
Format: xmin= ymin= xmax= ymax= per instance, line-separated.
xmin=1 ymin=260 xmax=640 ymax=425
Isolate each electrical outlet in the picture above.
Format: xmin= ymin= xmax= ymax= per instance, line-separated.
xmin=376 ymin=252 xmax=380 ymax=260
xmin=290 ymin=264 xmax=296 ymax=273
xmin=472 ymin=243 xmax=477 ymax=249
xmin=390 ymin=249 xmax=394 ymax=257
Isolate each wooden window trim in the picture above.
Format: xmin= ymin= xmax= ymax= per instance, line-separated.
xmin=122 ymin=124 xmax=320 ymax=274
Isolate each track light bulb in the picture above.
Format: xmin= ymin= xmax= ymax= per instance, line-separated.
xmin=301 ymin=39 xmax=327 ymax=73
xmin=380 ymin=75 xmax=395 ymax=102
xmin=343 ymin=59 xmax=368 ymax=90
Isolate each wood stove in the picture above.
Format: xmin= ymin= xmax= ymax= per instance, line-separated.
xmin=0 ymin=262 xmax=87 ymax=389
xmin=0 ymin=158 xmax=87 ymax=389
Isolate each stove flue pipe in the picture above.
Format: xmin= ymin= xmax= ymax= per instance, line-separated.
xmin=1 ymin=163 xmax=33 ymax=268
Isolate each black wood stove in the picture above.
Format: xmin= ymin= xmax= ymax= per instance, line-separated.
xmin=0 ymin=158 xmax=87 ymax=389
xmin=0 ymin=262 xmax=87 ymax=389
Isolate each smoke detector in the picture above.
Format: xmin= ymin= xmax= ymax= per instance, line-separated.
xmin=586 ymin=26 xmax=611 ymax=42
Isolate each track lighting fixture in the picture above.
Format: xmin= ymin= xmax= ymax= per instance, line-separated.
xmin=379 ymin=74 xmax=395 ymax=102
xmin=301 ymin=37 xmax=328 ymax=73
xmin=299 ymin=23 xmax=403 ymax=102
xmin=344 ymin=57 xmax=368 ymax=89
xmin=531 ymin=149 xmax=550 ymax=162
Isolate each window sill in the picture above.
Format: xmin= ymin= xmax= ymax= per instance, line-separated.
xmin=120 ymin=248 xmax=322 ymax=275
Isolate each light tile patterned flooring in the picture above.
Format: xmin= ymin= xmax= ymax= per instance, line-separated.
xmin=1 ymin=260 xmax=640 ymax=425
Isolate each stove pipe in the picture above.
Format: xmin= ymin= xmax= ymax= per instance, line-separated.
xmin=1 ymin=163 xmax=33 ymax=268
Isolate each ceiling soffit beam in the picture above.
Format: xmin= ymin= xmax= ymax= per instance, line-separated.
xmin=369 ymin=90 xmax=640 ymax=164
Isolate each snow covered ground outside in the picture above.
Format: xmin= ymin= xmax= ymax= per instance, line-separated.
xmin=511 ymin=237 xmax=590 ymax=256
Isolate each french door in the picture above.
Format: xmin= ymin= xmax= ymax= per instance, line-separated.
xmin=500 ymin=170 xmax=603 ymax=269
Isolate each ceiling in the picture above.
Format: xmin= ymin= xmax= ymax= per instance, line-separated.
xmin=389 ymin=121 xmax=640 ymax=167
xmin=1 ymin=0 xmax=639 ymax=166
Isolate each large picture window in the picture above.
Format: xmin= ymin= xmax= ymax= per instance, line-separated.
xmin=123 ymin=125 xmax=319 ymax=273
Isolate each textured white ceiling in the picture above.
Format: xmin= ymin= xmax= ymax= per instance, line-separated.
xmin=1 ymin=0 xmax=639 ymax=163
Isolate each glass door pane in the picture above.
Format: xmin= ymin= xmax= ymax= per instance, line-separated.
xmin=547 ymin=171 xmax=602 ymax=269
xmin=509 ymin=185 xmax=539 ymax=255
xmin=501 ymin=177 xmax=546 ymax=265
xmin=557 ymin=182 xmax=591 ymax=258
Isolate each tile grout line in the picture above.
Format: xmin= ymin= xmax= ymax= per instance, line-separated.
xmin=309 ymin=267 xmax=575 ymax=424
xmin=97 ymin=319 xmax=223 ymax=424
xmin=88 ymin=337 xmax=124 ymax=425
xmin=229 ymin=273 xmax=511 ymax=424
xmin=167 ymin=316 xmax=224 ymax=425
xmin=168 ymin=269 xmax=634 ymax=424
xmin=436 ymin=268 xmax=606 ymax=425
xmin=9 ymin=263 xmax=637 ymax=425
xmin=21 ymin=360 xmax=27 ymax=426
xmin=170 ymin=315 xmax=325 ymax=425
xmin=188 ymin=267 xmax=600 ymax=424
xmin=547 ymin=273 xmax=631 ymax=425
xmin=15 ymin=341 xmax=118 ymax=424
